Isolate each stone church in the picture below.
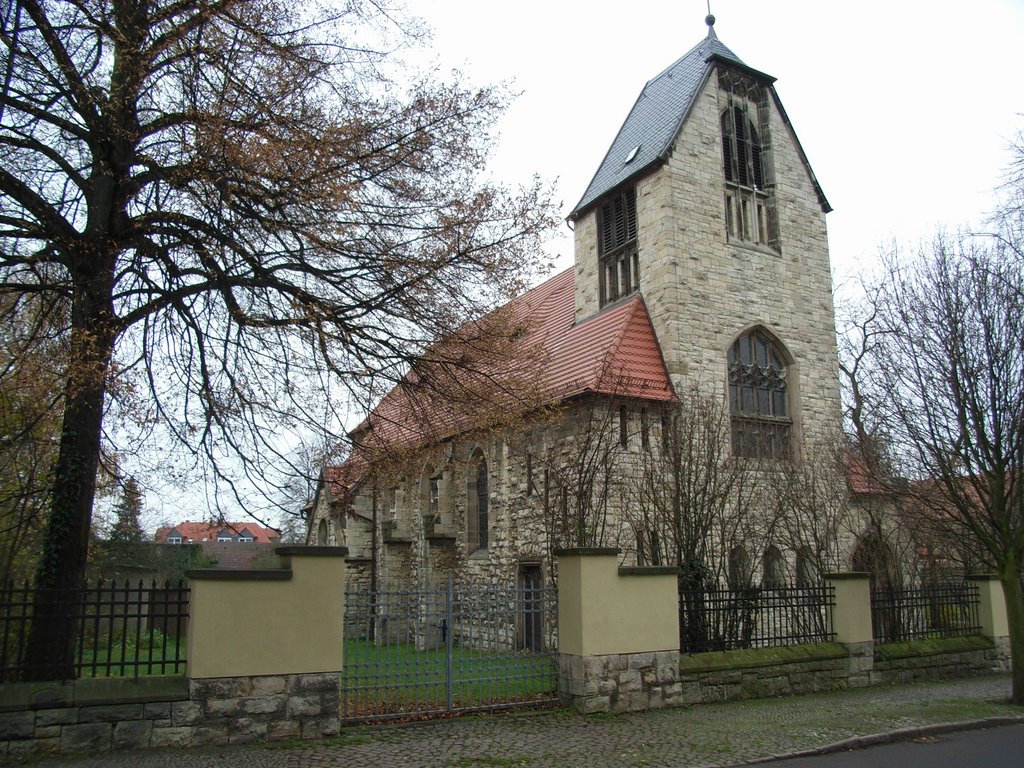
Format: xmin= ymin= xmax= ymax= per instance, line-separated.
xmin=308 ymin=17 xmax=854 ymax=595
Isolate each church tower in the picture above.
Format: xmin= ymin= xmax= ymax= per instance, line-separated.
xmin=568 ymin=16 xmax=841 ymax=460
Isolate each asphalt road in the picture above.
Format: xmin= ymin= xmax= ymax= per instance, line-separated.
xmin=762 ymin=723 xmax=1024 ymax=768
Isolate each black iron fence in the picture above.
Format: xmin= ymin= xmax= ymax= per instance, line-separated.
xmin=680 ymin=582 xmax=835 ymax=653
xmin=871 ymin=582 xmax=980 ymax=644
xmin=0 ymin=579 xmax=189 ymax=682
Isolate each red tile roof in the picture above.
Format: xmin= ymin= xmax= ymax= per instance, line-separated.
xmin=350 ymin=269 xmax=676 ymax=458
xmin=154 ymin=521 xmax=280 ymax=544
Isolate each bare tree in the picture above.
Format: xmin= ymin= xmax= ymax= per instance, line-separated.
xmin=0 ymin=0 xmax=556 ymax=679
xmin=625 ymin=388 xmax=779 ymax=649
xmin=534 ymin=395 xmax=624 ymax=552
xmin=770 ymin=441 xmax=850 ymax=579
xmin=859 ymin=220 xmax=1024 ymax=702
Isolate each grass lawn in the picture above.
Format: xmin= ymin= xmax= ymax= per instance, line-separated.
xmin=342 ymin=638 xmax=556 ymax=717
xmin=76 ymin=635 xmax=186 ymax=678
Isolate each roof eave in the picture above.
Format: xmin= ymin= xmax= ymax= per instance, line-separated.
xmin=706 ymin=53 xmax=776 ymax=86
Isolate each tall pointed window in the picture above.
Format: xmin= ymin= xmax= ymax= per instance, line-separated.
xmin=728 ymin=329 xmax=791 ymax=458
xmin=467 ymin=453 xmax=489 ymax=553
xmin=720 ymin=91 xmax=777 ymax=250
xmin=597 ymin=187 xmax=639 ymax=307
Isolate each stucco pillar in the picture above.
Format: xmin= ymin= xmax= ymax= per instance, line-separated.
xmin=966 ymin=574 xmax=1009 ymax=640
xmin=555 ymin=548 xmax=680 ymax=713
xmin=825 ymin=572 xmax=873 ymax=685
xmin=183 ymin=546 xmax=349 ymax=743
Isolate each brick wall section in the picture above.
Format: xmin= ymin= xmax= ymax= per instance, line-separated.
xmin=0 ymin=672 xmax=339 ymax=760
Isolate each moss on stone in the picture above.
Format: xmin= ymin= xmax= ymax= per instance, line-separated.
xmin=678 ymin=643 xmax=848 ymax=673
xmin=873 ymin=635 xmax=993 ymax=661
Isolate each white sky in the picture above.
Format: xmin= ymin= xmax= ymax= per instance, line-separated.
xmin=411 ymin=0 xmax=1024 ymax=287
xmin=141 ymin=0 xmax=1024 ymax=531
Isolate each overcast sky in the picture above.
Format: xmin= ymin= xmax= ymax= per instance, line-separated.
xmin=410 ymin=0 xmax=1024 ymax=288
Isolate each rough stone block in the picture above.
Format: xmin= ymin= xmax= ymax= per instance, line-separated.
xmin=171 ymin=700 xmax=204 ymax=726
xmin=33 ymin=725 xmax=61 ymax=740
xmin=289 ymin=673 xmax=339 ymax=694
xmin=35 ymin=708 xmax=77 ymax=727
xmin=583 ymin=656 xmax=608 ymax=678
xmin=627 ymin=652 xmax=655 ymax=670
xmin=0 ymin=712 xmax=35 ymax=740
xmin=190 ymin=677 xmax=252 ymax=700
xmin=268 ymin=720 xmax=300 ymax=741
xmin=142 ymin=701 xmax=172 ymax=720
xmin=286 ymin=695 xmax=322 ymax=718
xmin=239 ymin=695 xmax=286 ymax=716
xmin=618 ymin=670 xmax=642 ymax=693
xmin=60 ymin=722 xmax=112 ymax=752
xmin=78 ymin=704 xmax=144 ymax=723
xmin=192 ymin=724 xmax=231 ymax=746
xmin=204 ymin=697 xmax=241 ymax=718
xmin=251 ymin=676 xmax=287 ymax=695
xmin=229 ymin=718 xmax=268 ymax=745
xmin=578 ymin=695 xmax=610 ymax=714
xmin=6 ymin=737 xmax=59 ymax=759
xmin=149 ymin=726 xmax=192 ymax=748
xmin=113 ymin=720 xmax=153 ymax=750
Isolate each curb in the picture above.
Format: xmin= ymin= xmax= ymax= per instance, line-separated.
xmin=735 ymin=715 xmax=1024 ymax=766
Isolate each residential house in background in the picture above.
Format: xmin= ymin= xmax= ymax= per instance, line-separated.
xmin=155 ymin=521 xmax=281 ymax=570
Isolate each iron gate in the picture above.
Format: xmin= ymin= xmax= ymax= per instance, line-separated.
xmin=342 ymin=574 xmax=558 ymax=722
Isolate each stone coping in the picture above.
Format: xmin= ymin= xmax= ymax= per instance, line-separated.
xmin=185 ymin=568 xmax=291 ymax=581
xmin=874 ymin=635 xmax=994 ymax=661
xmin=679 ymin=642 xmax=848 ymax=673
xmin=276 ymin=545 xmax=349 ymax=557
xmin=0 ymin=676 xmax=188 ymax=712
xmin=552 ymin=547 xmax=621 ymax=557
xmin=823 ymin=572 xmax=872 ymax=580
xmin=618 ymin=566 xmax=678 ymax=576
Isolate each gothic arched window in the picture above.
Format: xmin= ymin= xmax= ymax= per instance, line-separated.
xmin=728 ymin=329 xmax=791 ymax=459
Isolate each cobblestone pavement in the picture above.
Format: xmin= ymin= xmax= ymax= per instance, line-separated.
xmin=13 ymin=676 xmax=1023 ymax=768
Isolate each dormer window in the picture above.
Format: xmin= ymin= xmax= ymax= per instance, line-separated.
xmin=598 ymin=187 xmax=639 ymax=307
xmin=167 ymin=536 xmax=182 ymax=545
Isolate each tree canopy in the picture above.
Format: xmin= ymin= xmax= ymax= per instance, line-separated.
xmin=0 ymin=0 xmax=556 ymax=678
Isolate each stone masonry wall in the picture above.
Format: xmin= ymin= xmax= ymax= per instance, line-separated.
xmin=0 ymin=672 xmax=339 ymax=760
xmin=872 ymin=639 xmax=1011 ymax=685
xmin=559 ymin=651 xmax=683 ymax=714
xmin=558 ymin=640 xmax=1011 ymax=715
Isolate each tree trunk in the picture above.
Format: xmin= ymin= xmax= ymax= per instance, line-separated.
xmin=25 ymin=262 xmax=116 ymax=681
xmin=1001 ymin=565 xmax=1024 ymax=705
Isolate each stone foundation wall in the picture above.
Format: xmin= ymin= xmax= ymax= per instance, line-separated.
xmin=872 ymin=638 xmax=1011 ymax=685
xmin=0 ymin=672 xmax=339 ymax=760
xmin=676 ymin=645 xmax=850 ymax=705
xmin=559 ymin=637 xmax=1012 ymax=715
xmin=559 ymin=651 xmax=682 ymax=714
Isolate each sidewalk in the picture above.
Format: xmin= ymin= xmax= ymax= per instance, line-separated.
xmin=10 ymin=675 xmax=1022 ymax=768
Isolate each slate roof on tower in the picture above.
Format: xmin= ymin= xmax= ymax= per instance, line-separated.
xmin=571 ymin=19 xmax=830 ymax=217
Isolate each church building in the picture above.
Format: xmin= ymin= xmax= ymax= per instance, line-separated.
xmin=308 ymin=16 xmax=849 ymax=596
